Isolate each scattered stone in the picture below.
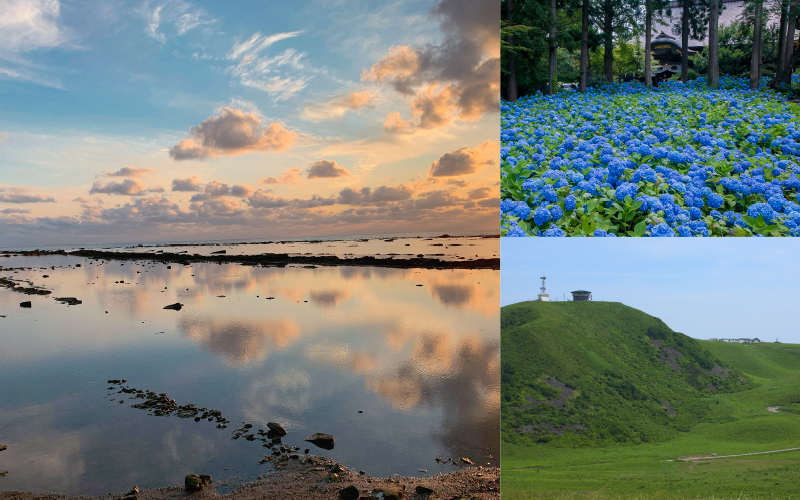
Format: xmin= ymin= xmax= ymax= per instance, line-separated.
xmin=184 ymin=474 xmax=206 ymax=492
xmin=163 ymin=302 xmax=183 ymax=310
xmin=305 ymin=432 xmax=335 ymax=450
xmin=339 ymin=484 xmax=359 ymax=499
xmin=267 ymin=422 xmax=287 ymax=437
xmin=0 ymin=445 xmax=6 ymax=451
xmin=19 ymin=301 xmax=31 ymax=308
xmin=371 ymin=486 xmax=404 ymax=499
xmin=121 ymin=485 xmax=139 ymax=500
xmin=415 ymin=485 xmax=435 ymax=495
xmin=210 ymin=250 xmax=227 ymax=254
xmin=460 ymin=457 xmax=474 ymax=465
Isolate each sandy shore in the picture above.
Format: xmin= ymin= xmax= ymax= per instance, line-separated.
xmin=0 ymin=456 xmax=499 ymax=500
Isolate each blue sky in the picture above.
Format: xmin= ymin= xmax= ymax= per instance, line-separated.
xmin=0 ymin=0 xmax=499 ymax=246
xmin=502 ymin=239 xmax=800 ymax=343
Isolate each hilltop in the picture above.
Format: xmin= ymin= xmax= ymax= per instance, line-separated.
xmin=501 ymin=301 xmax=754 ymax=447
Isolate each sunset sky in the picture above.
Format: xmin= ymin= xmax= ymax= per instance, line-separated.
xmin=0 ymin=0 xmax=499 ymax=246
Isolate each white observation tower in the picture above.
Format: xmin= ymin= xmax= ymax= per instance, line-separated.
xmin=537 ymin=275 xmax=550 ymax=302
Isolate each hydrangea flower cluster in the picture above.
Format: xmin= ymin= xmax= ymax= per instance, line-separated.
xmin=501 ymin=76 xmax=800 ymax=237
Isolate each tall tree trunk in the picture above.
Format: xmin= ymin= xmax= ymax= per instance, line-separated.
xmin=708 ymin=0 xmax=719 ymax=88
xmin=750 ymin=0 xmax=763 ymax=90
xmin=645 ymin=0 xmax=652 ymax=87
xmin=681 ymin=0 xmax=689 ymax=83
xmin=580 ymin=0 xmax=589 ymax=91
xmin=604 ymin=0 xmax=614 ymax=82
xmin=548 ymin=0 xmax=557 ymax=95
xmin=505 ymin=0 xmax=518 ymax=102
xmin=779 ymin=0 xmax=788 ymax=75
xmin=774 ymin=40 xmax=800 ymax=87
xmin=787 ymin=1 xmax=798 ymax=86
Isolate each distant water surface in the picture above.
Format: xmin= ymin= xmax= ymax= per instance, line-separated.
xmin=0 ymin=253 xmax=499 ymax=496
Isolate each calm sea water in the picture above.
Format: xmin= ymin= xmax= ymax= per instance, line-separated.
xmin=0 ymin=251 xmax=499 ymax=496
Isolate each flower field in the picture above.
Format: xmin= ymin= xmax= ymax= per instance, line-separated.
xmin=501 ymin=77 xmax=800 ymax=236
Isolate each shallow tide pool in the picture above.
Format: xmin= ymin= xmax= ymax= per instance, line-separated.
xmin=0 ymin=254 xmax=499 ymax=496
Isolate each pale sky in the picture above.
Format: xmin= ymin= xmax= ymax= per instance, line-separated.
xmin=501 ymin=239 xmax=800 ymax=343
xmin=0 ymin=0 xmax=499 ymax=246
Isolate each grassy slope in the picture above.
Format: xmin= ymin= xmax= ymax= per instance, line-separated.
xmin=502 ymin=301 xmax=751 ymax=447
xmin=501 ymin=301 xmax=800 ymax=499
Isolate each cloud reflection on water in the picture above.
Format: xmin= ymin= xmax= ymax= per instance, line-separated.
xmin=178 ymin=316 xmax=301 ymax=364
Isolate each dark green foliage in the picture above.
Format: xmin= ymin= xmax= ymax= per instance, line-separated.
xmin=693 ymin=20 xmax=782 ymax=77
xmin=501 ymin=301 xmax=754 ymax=448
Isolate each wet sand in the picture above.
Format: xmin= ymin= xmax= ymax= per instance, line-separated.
xmin=0 ymin=456 xmax=499 ymax=500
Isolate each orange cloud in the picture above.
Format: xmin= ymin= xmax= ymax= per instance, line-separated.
xmin=89 ymin=179 xmax=148 ymax=196
xmin=103 ymin=166 xmax=155 ymax=177
xmin=427 ymin=140 xmax=499 ymax=178
xmin=259 ymin=167 xmax=304 ymax=185
xmin=301 ymin=90 xmax=377 ymax=122
xmin=0 ymin=187 xmax=55 ymax=203
xmin=169 ymin=107 xmax=298 ymax=160
xmin=307 ymin=159 xmax=351 ymax=179
xmin=361 ymin=45 xmax=421 ymax=94
xmin=383 ymin=111 xmax=411 ymax=134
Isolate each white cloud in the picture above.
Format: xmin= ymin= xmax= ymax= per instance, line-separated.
xmin=0 ymin=0 xmax=69 ymax=52
xmin=225 ymin=31 xmax=316 ymax=102
xmin=135 ymin=0 xmax=218 ymax=43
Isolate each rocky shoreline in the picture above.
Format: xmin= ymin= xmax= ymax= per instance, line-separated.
xmin=0 ymin=457 xmax=499 ymax=500
xmin=1 ymin=249 xmax=499 ymax=271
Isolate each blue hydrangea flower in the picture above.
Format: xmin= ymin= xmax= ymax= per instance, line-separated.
xmin=746 ymin=203 xmax=776 ymax=222
xmin=649 ymin=223 xmax=675 ymax=237
xmin=533 ymin=206 xmax=551 ymax=226
xmin=706 ymin=193 xmax=724 ymax=209
xmin=615 ymin=182 xmax=638 ymax=201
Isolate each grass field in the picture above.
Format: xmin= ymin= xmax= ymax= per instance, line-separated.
xmin=502 ymin=341 xmax=800 ymax=500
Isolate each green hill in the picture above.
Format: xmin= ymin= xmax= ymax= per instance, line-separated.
xmin=501 ymin=301 xmax=754 ymax=447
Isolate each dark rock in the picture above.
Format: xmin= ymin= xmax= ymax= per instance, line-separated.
xmin=122 ymin=485 xmax=139 ymax=499
xmin=185 ymin=474 xmax=202 ymax=492
xmin=339 ymin=484 xmax=361 ymax=500
xmin=0 ymin=445 xmax=6 ymax=451
xmin=199 ymin=474 xmax=212 ymax=485
xmin=267 ymin=422 xmax=287 ymax=436
xmin=415 ymin=485 xmax=435 ymax=495
xmin=305 ymin=432 xmax=335 ymax=450
xmin=55 ymin=297 xmax=82 ymax=305
xmin=210 ymin=250 xmax=227 ymax=254
xmin=163 ymin=302 xmax=183 ymax=310
xmin=19 ymin=301 xmax=31 ymax=308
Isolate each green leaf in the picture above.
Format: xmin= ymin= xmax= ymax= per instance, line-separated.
xmin=741 ymin=216 xmax=759 ymax=228
xmin=633 ymin=221 xmax=647 ymax=237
